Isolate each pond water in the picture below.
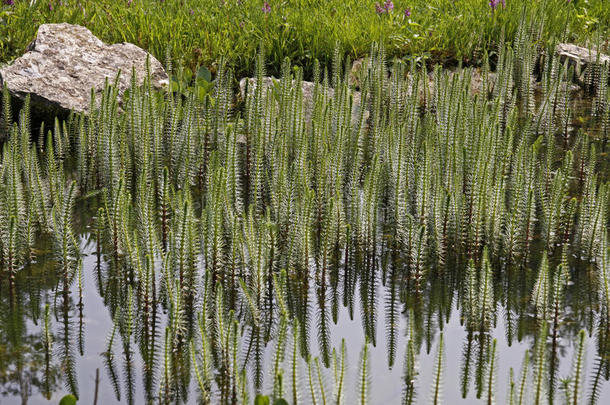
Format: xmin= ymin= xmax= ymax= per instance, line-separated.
xmin=2 ymin=228 xmax=609 ymax=404
xmin=1 ymin=49 xmax=610 ymax=405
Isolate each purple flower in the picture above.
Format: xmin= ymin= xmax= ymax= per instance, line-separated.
xmin=262 ymin=1 xmax=271 ymax=14
xmin=404 ymin=7 xmax=411 ymax=17
xmin=3 ymin=0 xmax=15 ymax=6
xmin=48 ymin=1 xmax=53 ymax=11
xmin=489 ymin=0 xmax=506 ymax=9
xmin=189 ymin=9 xmax=194 ymax=15
xmin=375 ymin=2 xmax=385 ymax=14
xmin=384 ymin=0 xmax=394 ymax=12
xmin=239 ymin=21 xmax=245 ymax=28
xmin=489 ymin=0 xmax=500 ymax=9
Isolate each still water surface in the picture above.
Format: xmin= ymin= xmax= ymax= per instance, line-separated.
xmin=2 ymin=235 xmax=609 ymax=404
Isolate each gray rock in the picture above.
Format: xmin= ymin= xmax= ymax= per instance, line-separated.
xmin=349 ymin=58 xmax=366 ymax=88
xmin=238 ymin=77 xmax=366 ymax=125
xmin=0 ymin=23 xmax=168 ymax=117
xmin=236 ymin=68 xmax=497 ymax=130
xmin=556 ymin=43 xmax=610 ymax=87
xmin=423 ymin=66 xmax=498 ymax=95
xmin=556 ymin=43 xmax=610 ymax=68
xmin=238 ymin=77 xmax=331 ymax=105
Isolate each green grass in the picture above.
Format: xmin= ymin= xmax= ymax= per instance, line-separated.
xmin=1 ymin=0 xmax=609 ymax=78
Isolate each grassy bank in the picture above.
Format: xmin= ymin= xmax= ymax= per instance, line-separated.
xmin=1 ymin=0 xmax=609 ymax=78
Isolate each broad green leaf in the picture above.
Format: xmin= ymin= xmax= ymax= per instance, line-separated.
xmin=254 ymin=394 xmax=270 ymax=405
xmin=59 ymin=394 xmax=77 ymax=405
xmin=197 ymin=66 xmax=212 ymax=82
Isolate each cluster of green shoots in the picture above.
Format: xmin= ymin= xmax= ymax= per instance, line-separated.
xmin=0 ymin=19 xmax=609 ymax=405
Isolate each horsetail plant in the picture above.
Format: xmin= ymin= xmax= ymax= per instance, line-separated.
xmin=0 ymin=18 xmax=609 ymax=404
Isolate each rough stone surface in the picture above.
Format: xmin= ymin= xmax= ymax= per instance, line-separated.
xmin=0 ymin=23 xmax=168 ymax=117
xmin=237 ymin=69 xmax=496 ymax=129
xmin=556 ymin=43 xmax=610 ymax=88
xmin=239 ymin=77 xmax=366 ymax=125
xmin=349 ymin=58 xmax=365 ymax=88
xmin=428 ymin=68 xmax=497 ymax=95
xmin=556 ymin=43 xmax=610 ymax=68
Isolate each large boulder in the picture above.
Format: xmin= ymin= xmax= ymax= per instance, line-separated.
xmin=0 ymin=23 xmax=168 ymax=118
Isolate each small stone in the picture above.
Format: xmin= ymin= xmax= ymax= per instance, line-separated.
xmin=349 ymin=58 xmax=366 ymax=89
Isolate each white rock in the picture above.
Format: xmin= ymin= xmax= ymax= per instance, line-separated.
xmin=0 ymin=23 xmax=168 ymax=117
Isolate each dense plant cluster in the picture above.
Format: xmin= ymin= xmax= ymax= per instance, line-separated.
xmin=0 ymin=20 xmax=609 ymax=405
xmin=0 ymin=0 xmax=609 ymax=78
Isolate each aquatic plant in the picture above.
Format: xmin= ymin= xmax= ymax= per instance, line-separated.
xmin=430 ymin=333 xmax=444 ymax=405
xmin=0 ymin=15 xmax=609 ymax=403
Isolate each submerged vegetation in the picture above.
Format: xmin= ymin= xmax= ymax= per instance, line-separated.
xmin=1 ymin=16 xmax=610 ymax=405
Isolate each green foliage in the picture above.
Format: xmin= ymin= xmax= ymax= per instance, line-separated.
xmin=255 ymin=395 xmax=270 ymax=405
xmin=254 ymin=395 xmax=290 ymax=405
xmin=58 ymin=394 xmax=77 ymax=405
xmin=430 ymin=333 xmax=444 ymax=405
xmin=358 ymin=341 xmax=370 ymax=405
xmin=1 ymin=16 xmax=609 ymax=403
xmin=1 ymin=0 xmax=609 ymax=78
xmin=532 ymin=251 xmax=551 ymax=322
xmin=569 ymin=330 xmax=587 ymax=405
xmin=402 ymin=312 xmax=418 ymax=405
